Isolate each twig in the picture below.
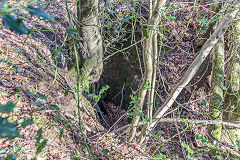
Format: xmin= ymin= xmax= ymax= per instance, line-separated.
xmin=111 ymin=118 xmax=240 ymax=134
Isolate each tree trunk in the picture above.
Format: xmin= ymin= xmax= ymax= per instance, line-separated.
xmin=208 ymin=35 xmax=224 ymax=141
xmin=77 ymin=0 xmax=103 ymax=83
xmin=223 ymin=14 xmax=240 ymax=143
xmin=127 ymin=0 xmax=166 ymax=143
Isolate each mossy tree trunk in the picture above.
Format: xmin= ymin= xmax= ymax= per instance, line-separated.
xmin=77 ymin=0 xmax=103 ymax=83
xmin=223 ymin=15 xmax=240 ymax=142
xmin=208 ymin=35 xmax=224 ymax=141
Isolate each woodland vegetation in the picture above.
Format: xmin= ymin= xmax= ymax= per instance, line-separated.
xmin=0 ymin=0 xmax=240 ymax=159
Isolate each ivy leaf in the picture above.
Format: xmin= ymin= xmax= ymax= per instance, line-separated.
xmin=49 ymin=105 xmax=59 ymax=110
xmin=0 ymin=101 xmax=16 ymax=113
xmin=167 ymin=15 xmax=175 ymax=19
xmin=35 ymin=92 xmax=46 ymax=100
xmin=4 ymin=154 xmax=16 ymax=160
xmin=202 ymin=99 xmax=207 ymax=106
xmin=2 ymin=14 xmax=29 ymax=35
xmin=36 ymin=128 xmax=43 ymax=142
xmin=154 ymin=153 xmax=166 ymax=159
xmin=142 ymin=27 xmax=149 ymax=38
xmin=209 ymin=15 xmax=220 ymax=24
xmin=66 ymin=27 xmax=78 ymax=35
xmin=21 ymin=119 xmax=33 ymax=128
xmin=102 ymin=149 xmax=110 ymax=155
xmin=36 ymin=139 xmax=47 ymax=155
xmin=198 ymin=17 xmax=208 ymax=24
xmin=120 ymin=16 xmax=131 ymax=23
xmin=82 ymin=147 xmax=89 ymax=154
xmin=165 ymin=2 xmax=170 ymax=8
xmin=0 ymin=1 xmax=9 ymax=12
xmin=31 ymin=100 xmax=43 ymax=106
xmin=200 ymin=25 xmax=208 ymax=33
xmin=26 ymin=5 xmax=52 ymax=22
xmin=144 ymin=115 xmax=151 ymax=122
xmin=64 ymin=88 xmax=70 ymax=96
xmin=220 ymin=84 xmax=227 ymax=90
xmin=154 ymin=131 xmax=161 ymax=140
xmin=0 ymin=117 xmax=19 ymax=139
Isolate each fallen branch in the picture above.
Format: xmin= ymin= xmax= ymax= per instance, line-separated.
xmin=112 ymin=118 xmax=240 ymax=134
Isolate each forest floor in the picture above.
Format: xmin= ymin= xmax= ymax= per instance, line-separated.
xmin=0 ymin=0 xmax=234 ymax=159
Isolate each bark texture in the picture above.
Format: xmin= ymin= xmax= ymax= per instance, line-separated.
xmin=208 ymin=36 xmax=224 ymax=140
xmin=223 ymin=14 xmax=240 ymax=142
xmin=77 ymin=0 xmax=103 ymax=83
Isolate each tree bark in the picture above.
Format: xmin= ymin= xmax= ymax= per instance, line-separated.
xmin=223 ymin=14 xmax=240 ymax=142
xmin=127 ymin=0 xmax=166 ymax=143
xmin=77 ymin=0 xmax=103 ymax=83
xmin=208 ymin=35 xmax=224 ymax=140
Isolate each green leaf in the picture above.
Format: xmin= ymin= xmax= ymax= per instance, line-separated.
xmin=200 ymin=25 xmax=208 ymax=33
xmin=36 ymin=92 xmax=46 ymax=100
xmin=0 ymin=117 xmax=19 ymax=139
xmin=178 ymin=118 xmax=186 ymax=123
xmin=165 ymin=2 xmax=170 ymax=8
xmin=167 ymin=15 xmax=175 ymax=19
xmin=36 ymin=139 xmax=47 ymax=155
xmin=99 ymin=85 xmax=110 ymax=94
xmin=217 ymin=73 xmax=224 ymax=79
xmin=5 ymin=154 xmax=16 ymax=160
xmin=49 ymin=105 xmax=59 ymax=110
xmin=66 ymin=27 xmax=78 ymax=35
xmin=59 ymin=128 xmax=64 ymax=139
xmin=36 ymin=128 xmax=43 ymax=142
xmin=0 ymin=101 xmax=16 ymax=113
xmin=196 ymin=136 xmax=208 ymax=143
xmin=202 ymin=99 xmax=206 ymax=106
xmin=0 ymin=92 xmax=8 ymax=96
xmin=187 ymin=156 xmax=198 ymax=160
xmin=154 ymin=153 xmax=166 ymax=159
xmin=144 ymin=80 xmax=150 ymax=88
xmin=120 ymin=16 xmax=131 ymax=23
xmin=21 ymin=119 xmax=33 ymax=128
xmin=0 ymin=149 xmax=6 ymax=154
xmin=180 ymin=140 xmax=195 ymax=155
xmin=220 ymin=84 xmax=227 ymax=90
xmin=31 ymin=100 xmax=43 ymax=106
xmin=0 ymin=1 xmax=9 ymax=14
xmin=64 ymin=89 xmax=69 ymax=96
xmin=209 ymin=15 xmax=220 ymax=24
xmin=102 ymin=149 xmax=110 ymax=155
xmin=144 ymin=115 xmax=151 ymax=122
xmin=82 ymin=147 xmax=89 ymax=154
xmin=3 ymin=15 xmax=29 ymax=35
xmin=142 ymin=27 xmax=149 ymax=38
xmin=26 ymin=5 xmax=52 ymax=22
xmin=154 ymin=131 xmax=161 ymax=140
xmin=198 ymin=17 xmax=208 ymax=24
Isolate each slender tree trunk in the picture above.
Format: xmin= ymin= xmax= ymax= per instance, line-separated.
xmin=77 ymin=0 xmax=103 ymax=83
xmin=138 ymin=0 xmax=158 ymax=144
xmin=127 ymin=0 xmax=166 ymax=143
